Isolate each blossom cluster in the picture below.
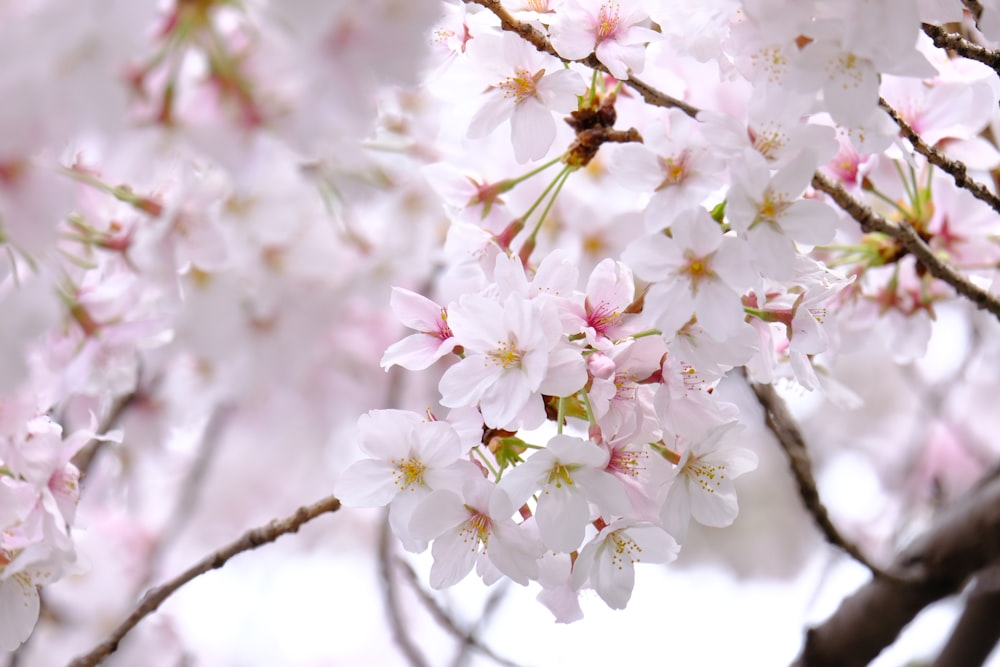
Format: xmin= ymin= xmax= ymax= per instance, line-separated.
xmin=337 ymin=0 xmax=1000 ymax=619
xmin=0 ymin=412 xmax=118 ymax=649
xmin=3 ymin=0 xmax=1000 ymax=658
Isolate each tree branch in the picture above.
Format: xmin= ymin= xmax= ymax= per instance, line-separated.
xmin=396 ymin=559 xmax=527 ymax=667
xmin=378 ymin=513 xmax=431 ymax=667
xmin=449 ymin=581 xmax=509 ymax=667
xmin=749 ymin=379 xmax=898 ymax=581
xmin=71 ymin=390 xmax=137 ymax=480
xmin=964 ymin=0 xmax=985 ymax=23
xmin=931 ymin=564 xmax=1000 ymax=667
xmin=67 ymin=495 xmax=342 ymax=667
xmin=879 ymin=96 xmax=1000 ymax=215
xmin=795 ymin=471 xmax=1000 ymax=667
xmin=811 ymin=171 xmax=1000 ymax=320
xmin=921 ymin=22 xmax=1000 ymax=73
xmin=133 ymin=405 xmax=233 ymax=595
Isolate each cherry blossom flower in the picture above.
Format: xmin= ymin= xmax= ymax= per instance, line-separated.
xmin=499 ymin=434 xmax=630 ymax=553
xmin=660 ymin=422 xmax=759 ymax=541
xmin=727 ymin=151 xmax=838 ymax=280
xmin=409 ymin=478 xmax=544 ymax=588
xmin=784 ymin=2 xmax=934 ymax=127
xmin=587 ymin=336 xmax=663 ymax=445
xmin=571 ymin=518 xmax=679 ymax=609
xmin=549 ymin=0 xmax=660 ymax=79
xmin=607 ymin=113 xmax=726 ymax=229
xmin=380 ymin=288 xmax=457 ymax=371
xmin=336 ymin=410 xmax=480 ymax=550
xmin=563 ymin=258 xmax=637 ymax=348
xmin=439 ymin=293 xmax=586 ymax=430
xmin=623 ymin=207 xmax=756 ymax=340
xmin=466 ymin=31 xmax=586 ymax=163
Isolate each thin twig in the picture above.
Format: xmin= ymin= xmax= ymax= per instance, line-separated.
xmin=67 ymin=495 xmax=342 ymax=667
xmin=397 ymin=559 xmax=528 ymax=667
xmin=378 ymin=513 xmax=431 ymax=667
xmin=921 ymin=23 xmax=1000 ymax=72
xmin=812 ymin=171 xmax=1000 ymax=320
xmin=449 ymin=581 xmax=509 ymax=667
xmin=964 ymin=0 xmax=985 ymax=22
xmin=463 ymin=0 xmax=699 ymax=117
xmin=134 ymin=405 xmax=233 ymax=593
xmin=71 ymin=390 xmax=138 ymax=479
xmin=879 ymin=96 xmax=1000 ymax=214
xmin=748 ymin=378 xmax=906 ymax=582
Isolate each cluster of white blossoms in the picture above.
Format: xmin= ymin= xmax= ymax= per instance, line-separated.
xmin=5 ymin=0 xmax=1000 ymax=656
xmin=342 ymin=249 xmax=763 ymax=614
xmin=338 ymin=0 xmax=1000 ymax=619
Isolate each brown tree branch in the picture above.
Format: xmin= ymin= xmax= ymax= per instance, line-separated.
xmin=811 ymin=171 xmax=1000 ymax=320
xmin=921 ymin=22 xmax=1000 ymax=72
xmin=749 ymin=379 xmax=898 ymax=581
xmin=964 ymin=0 xmax=985 ymax=23
xmin=879 ymin=96 xmax=1000 ymax=214
xmin=931 ymin=564 xmax=1000 ymax=667
xmin=67 ymin=495 xmax=342 ymax=667
xmin=396 ymin=559 xmax=528 ymax=667
xmin=794 ymin=471 xmax=1000 ymax=667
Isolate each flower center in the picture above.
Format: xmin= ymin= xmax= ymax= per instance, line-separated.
xmin=754 ymin=190 xmax=790 ymax=226
xmin=684 ymin=456 xmax=727 ymax=493
xmin=657 ymin=152 xmax=689 ymax=189
xmin=462 ymin=506 xmax=493 ymax=548
xmin=608 ymin=447 xmax=644 ymax=477
xmin=597 ymin=2 xmax=621 ymax=41
xmin=390 ymin=456 xmax=426 ymax=491
xmin=546 ymin=463 xmax=575 ymax=488
xmin=682 ymin=249 xmax=714 ymax=289
xmin=488 ymin=339 xmax=523 ymax=368
xmin=587 ymin=300 xmax=622 ymax=333
xmin=497 ymin=68 xmax=544 ymax=104
xmin=753 ymin=129 xmax=786 ymax=160
xmin=608 ymin=531 xmax=643 ymax=568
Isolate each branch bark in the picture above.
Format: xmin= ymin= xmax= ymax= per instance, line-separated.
xmin=932 ymin=564 xmax=1000 ymax=667
xmin=879 ymin=97 xmax=1000 ymax=215
xmin=811 ymin=171 xmax=1000 ymax=320
xmin=749 ymin=379 xmax=896 ymax=580
xmin=378 ymin=513 xmax=431 ymax=667
xmin=67 ymin=495 xmax=342 ymax=667
xmin=921 ymin=23 xmax=1000 ymax=73
xmin=794 ymin=472 xmax=1000 ymax=667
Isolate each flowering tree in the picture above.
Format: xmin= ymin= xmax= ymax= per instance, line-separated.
xmin=4 ymin=0 xmax=1000 ymax=665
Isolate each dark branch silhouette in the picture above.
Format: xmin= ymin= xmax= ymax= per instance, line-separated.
xmin=749 ymin=378 xmax=901 ymax=581
xmin=794 ymin=470 xmax=1000 ymax=666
